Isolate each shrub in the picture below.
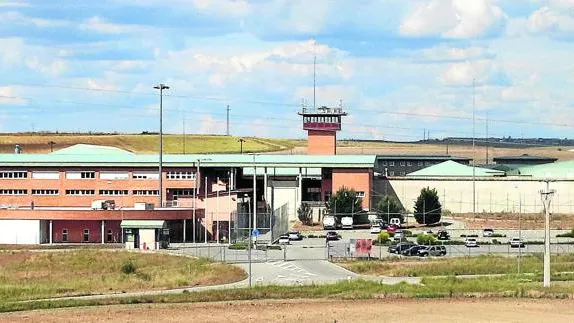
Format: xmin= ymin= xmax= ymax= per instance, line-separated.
xmin=556 ymin=229 xmax=574 ymax=238
xmin=417 ymin=234 xmax=436 ymax=245
xmin=228 ymin=242 xmax=252 ymax=250
xmin=160 ymin=241 xmax=169 ymax=249
xmin=121 ymin=260 xmax=136 ymax=274
xmin=377 ymin=232 xmax=390 ymax=244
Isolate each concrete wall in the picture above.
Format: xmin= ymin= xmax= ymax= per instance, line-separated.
xmin=0 ymin=220 xmax=41 ymax=244
xmin=389 ymin=177 xmax=574 ymax=214
xmin=332 ymin=169 xmax=372 ymax=210
xmin=139 ymin=229 xmax=157 ymax=250
xmin=308 ymin=130 xmax=336 ymax=155
xmin=267 ymin=181 xmax=297 ymax=221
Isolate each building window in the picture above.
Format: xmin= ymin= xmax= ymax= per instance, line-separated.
xmin=400 ymin=171 xmax=406 ymax=176
xmin=418 ymin=161 xmax=423 ymax=166
xmin=106 ymin=229 xmax=113 ymax=243
xmin=32 ymin=189 xmax=59 ymax=195
xmin=31 ymin=171 xmax=59 ymax=179
xmin=0 ymin=189 xmax=27 ymax=195
xmin=400 ymin=161 xmax=405 ymax=166
xmin=81 ymin=171 xmax=96 ymax=179
xmin=307 ymin=187 xmax=321 ymax=193
xmin=356 ymin=191 xmax=365 ymax=198
xmin=99 ymin=190 xmax=128 ymax=196
xmin=389 ymin=161 xmax=395 ymax=166
xmin=407 ymin=161 xmax=412 ymax=166
xmin=62 ymin=229 xmax=68 ymax=242
xmin=167 ymin=171 xmax=196 ymax=180
xmin=0 ymin=171 xmax=27 ymax=179
xmin=171 ymin=189 xmax=193 ymax=196
xmin=83 ymin=229 xmax=89 ymax=242
xmin=132 ymin=172 xmax=159 ymax=179
xmin=389 ymin=171 xmax=395 ymax=176
xmin=133 ymin=190 xmax=159 ymax=196
xmin=381 ymin=161 xmax=387 ymax=166
xmin=424 ymin=162 xmax=431 ymax=166
xmin=99 ymin=171 xmax=129 ymax=180
xmin=65 ymin=189 xmax=95 ymax=195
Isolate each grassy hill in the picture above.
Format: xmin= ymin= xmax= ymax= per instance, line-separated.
xmin=0 ymin=133 xmax=302 ymax=154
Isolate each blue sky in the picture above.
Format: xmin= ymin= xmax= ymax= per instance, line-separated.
xmin=1 ymin=0 xmax=574 ymax=141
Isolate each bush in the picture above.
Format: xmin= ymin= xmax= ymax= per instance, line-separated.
xmin=377 ymin=232 xmax=390 ymax=244
xmin=121 ymin=261 xmax=136 ymax=274
xmin=228 ymin=242 xmax=252 ymax=250
xmin=557 ymin=229 xmax=574 ymax=238
xmin=402 ymin=230 xmax=413 ymax=237
xmin=417 ymin=234 xmax=436 ymax=245
xmin=160 ymin=241 xmax=169 ymax=249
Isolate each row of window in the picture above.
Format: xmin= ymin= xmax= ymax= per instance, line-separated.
xmin=60 ymin=229 xmax=115 ymax=242
xmin=1 ymin=171 xmax=196 ymax=180
xmin=0 ymin=189 xmax=162 ymax=196
xmin=303 ymin=116 xmax=340 ymax=123
xmin=380 ymin=161 xmax=433 ymax=167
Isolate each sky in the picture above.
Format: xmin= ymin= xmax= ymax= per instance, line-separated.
xmin=1 ymin=0 xmax=574 ymax=141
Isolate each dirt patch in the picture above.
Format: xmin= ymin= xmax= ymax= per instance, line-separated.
xmin=453 ymin=213 xmax=574 ymax=230
xmin=2 ymin=298 xmax=574 ymax=323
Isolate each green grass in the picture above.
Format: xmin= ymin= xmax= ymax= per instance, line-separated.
xmin=3 ymin=277 xmax=574 ymax=313
xmin=0 ymin=134 xmax=303 ymax=154
xmin=340 ymin=254 xmax=574 ymax=277
xmin=0 ymin=250 xmax=246 ymax=302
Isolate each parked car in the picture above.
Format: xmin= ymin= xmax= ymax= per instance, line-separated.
xmin=386 ymin=225 xmax=398 ymax=234
xmin=326 ymin=231 xmax=341 ymax=241
xmin=437 ymin=230 xmax=450 ymax=240
xmin=394 ymin=229 xmax=404 ymax=241
xmin=288 ymin=231 xmax=303 ymax=241
xmin=418 ymin=245 xmax=447 ymax=257
xmin=465 ymin=237 xmax=478 ymax=248
xmin=278 ymin=235 xmax=290 ymax=244
xmin=370 ymin=225 xmax=382 ymax=234
xmin=401 ymin=245 xmax=426 ymax=256
xmin=510 ymin=237 xmax=526 ymax=248
xmin=483 ymin=228 xmax=495 ymax=237
xmin=389 ymin=217 xmax=401 ymax=228
xmin=388 ymin=241 xmax=416 ymax=254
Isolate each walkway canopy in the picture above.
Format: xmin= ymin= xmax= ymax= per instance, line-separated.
xmin=120 ymin=220 xmax=166 ymax=229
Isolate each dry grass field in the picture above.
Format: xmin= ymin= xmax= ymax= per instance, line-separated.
xmin=3 ymin=299 xmax=574 ymax=323
xmin=0 ymin=250 xmax=245 ymax=302
xmin=0 ymin=134 xmax=299 ymax=154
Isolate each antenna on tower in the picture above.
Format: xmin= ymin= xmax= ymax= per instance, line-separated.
xmin=313 ymin=51 xmax=317 ymax=111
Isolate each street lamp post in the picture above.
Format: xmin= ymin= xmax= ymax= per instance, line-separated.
xmin=192 ymin=158 xmax=211 ymax=243
xmin=540 ymin=181 xmax=556 ymax=288
xmin=246 ymin=193 xmax=252 ymax=288
xmin=154 ymin=83 xmax=169 ymax=208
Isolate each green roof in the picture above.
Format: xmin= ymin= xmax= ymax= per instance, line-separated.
xmin=52 ymin=144 xmax=135 ymax=156
xmin=120 ymin=220 xmax=166 ymax=229
xmin=407 ymin=160 xmax=505 ymax=177
xmin=0 ymin=145 xmax=375 ymax=168
xmin=516 ymin=161 xmax=574 ymax=179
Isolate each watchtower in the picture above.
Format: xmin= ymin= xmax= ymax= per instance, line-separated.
xmin=298 ymin=104 xmax=347 ymax=155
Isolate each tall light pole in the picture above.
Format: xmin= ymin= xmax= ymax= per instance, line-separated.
xmin=540 ymin=180 xmax=556 ymax=288
xmin=192 ymin=158 xmax=211 ymax=243
xmin=245 ymin=193 xmax=252 ymax=288
xmin=154 ymin=83 xmax=169 ymax=208
xmin=249 ymin=153 xmax=258 ymax=231
xmin=472 ymin=77 xmax=476 ymax=221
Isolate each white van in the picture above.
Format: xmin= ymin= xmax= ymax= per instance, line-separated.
xmin=390 ymin=217 xmax=401 ymax=227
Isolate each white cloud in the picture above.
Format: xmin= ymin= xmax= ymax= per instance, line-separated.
xmin=79 ymin=16 xmax=148 ymax=34
xmin=0 ymin=37 xmax=23 ymax=66
xmin=400 ymin=0 xmax=507 ymax=38
xmin=0 ymin=1 xmax=29 ymax=8
xmin=0 ymin=86 xmax=27 ymax=105
xmin=293 ymin=85 xmax=356 ymax=107
xmin=439 ymin=60 xmax=498 ymax=85
xmin=25 ymin=57 xmax=66 ymax=75
xmin=0 ymin=11 xmax=69 ymax=28
xmin=528 ymin=6 xmax=574 ymax=32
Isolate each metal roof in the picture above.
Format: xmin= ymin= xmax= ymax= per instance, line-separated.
xmin=242 ymin=167 xmax=322 ymax=177
xmin=407 ymin=160 xmax=505 ymax=177
xmin=376 ymin=155 xmax=471 ymax=161
xmin=0 ymin=144 xmax=376 ymax=168
xmin=493 ymin=154 xmax=557 ymax=162
xmin=516 ymin=161 xmax=574 ymax=179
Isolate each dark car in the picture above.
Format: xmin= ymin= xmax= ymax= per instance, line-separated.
xmin=326 ymin=231 xmax=340 ymax=241
xmin=388 ymin=241 xmax=416 ymax=254
xmin=401 ymin=245 xmax=426 ymax=256
xmin=418 ymin=245 xmax=447 ymax=257
xmin=437 ymin=230 xmax=450 ymax=240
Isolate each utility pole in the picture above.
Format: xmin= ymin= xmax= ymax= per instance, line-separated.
xmin=48 ymin=141 xmax=56 ymax=152
xmin=154 ymin=83 xmax=169 ymax=208
xmin=540 ymin=181 xmax=556 ymax=288
xmin=472 ymin=78 xmax=476 ymax=221
xmin=238 ymin=138 xmax=245 ymax=154
xmin=485 ymin=112 xmax=489 ymax=164
xmin=226 ymin=105 xmax=230 ymax=136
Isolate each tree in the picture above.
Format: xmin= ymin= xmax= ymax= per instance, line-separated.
xmin=325 ymin=186 xmax=362 ymax=220
xmin=297 ymin=202 xmax=313 ymax=226
xmin=413 ymin=187 xmax=442 ymax=225
xmin=375 ymin=195 xmax=404 ymax=223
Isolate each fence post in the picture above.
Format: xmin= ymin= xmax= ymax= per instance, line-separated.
xmin=223 ymin=245 xmax=226 ymax=263
xmin=283 ymin=245 xmax=287 ymax=261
